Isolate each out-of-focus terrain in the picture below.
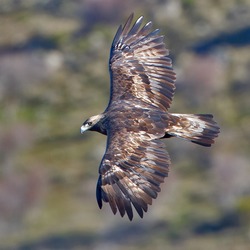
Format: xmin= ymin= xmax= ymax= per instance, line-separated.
xmin=0 ymin=0 xmax=250 ymax=249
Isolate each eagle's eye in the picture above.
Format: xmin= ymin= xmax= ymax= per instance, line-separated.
xmin=87 ymin=121 xmax=92 ymax=126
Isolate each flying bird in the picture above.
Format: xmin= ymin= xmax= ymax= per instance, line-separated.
xmin=80 ymin=14 xmax=220 ymax=220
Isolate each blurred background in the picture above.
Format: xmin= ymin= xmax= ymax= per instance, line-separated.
xmin=0 ymin=0 xmax=250 ymax=249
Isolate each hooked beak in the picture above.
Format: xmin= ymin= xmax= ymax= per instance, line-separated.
xmin=80 ymin=125 xmax=89 ymax=134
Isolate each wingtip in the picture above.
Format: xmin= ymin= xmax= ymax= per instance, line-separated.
xmin=96 ymin=176 xmax=103 ymax=209
xmin=128 ymin=12 xmax=134 ymax=20
xmin=111 ymin=13 xmax=135 ymax=46
xmin=96 ymin=194 xmax=103 ymax=209
xmin=122 ymin=13 xmax=144 ymax=37
xmin=126 ymin=13 xmax=145 ymax=28
xmin=124 ymin=13 xmax=134 ymax=27
xmin=127 ymin=212 xmax=133 ymax=221
xmin=136 ymin=15 xmax=144 ymax=23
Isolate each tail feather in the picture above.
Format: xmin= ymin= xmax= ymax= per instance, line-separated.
xmin=165 ymin=113 xmax=220 ymax=147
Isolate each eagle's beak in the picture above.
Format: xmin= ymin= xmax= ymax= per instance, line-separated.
xmin=80 ymin=125 xmax=89 ymax=134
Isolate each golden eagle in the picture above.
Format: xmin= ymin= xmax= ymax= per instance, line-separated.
xmin=81 ymin=14 xmax=220 ymax=220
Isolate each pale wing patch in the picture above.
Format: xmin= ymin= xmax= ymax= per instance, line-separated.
xmin=166 ymin=114 xmax=220 ymax=146
xmin=170 ymin=114 xmax=207 ymax=135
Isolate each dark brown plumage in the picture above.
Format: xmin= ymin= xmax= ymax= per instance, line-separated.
xmin=81 ymin=13 xmax=220 ymax=220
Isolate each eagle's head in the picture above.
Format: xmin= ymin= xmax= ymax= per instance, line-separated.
xmin=81 ymin=114 xmax=105 ymax=134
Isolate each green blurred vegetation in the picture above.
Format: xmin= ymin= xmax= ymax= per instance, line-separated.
xmin=0 ymin=0 xmax=250 ymax=249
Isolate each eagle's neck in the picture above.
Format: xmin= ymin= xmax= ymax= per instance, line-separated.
xmin=90 ymin=113 xmax=107 ymax=135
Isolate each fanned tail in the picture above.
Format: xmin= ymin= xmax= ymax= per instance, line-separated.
xmin=165 ymin=113 xmax=220 ymax=147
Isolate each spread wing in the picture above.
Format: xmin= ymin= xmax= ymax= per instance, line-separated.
xmin=96 ymin=130 xmax=170 ymax=220
xmin=108 ymin=13 xmax=176 ymax=111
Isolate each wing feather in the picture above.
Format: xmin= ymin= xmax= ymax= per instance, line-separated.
xmin=127 ymin=16 xmax=144 ymax=37
xmin=108 ymin=14 xmax=176 ymax=111
xmin=96 ymin=130 xmax=170 ymax=220
xmin=120 ymin=13 xmax=134 ymax=37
